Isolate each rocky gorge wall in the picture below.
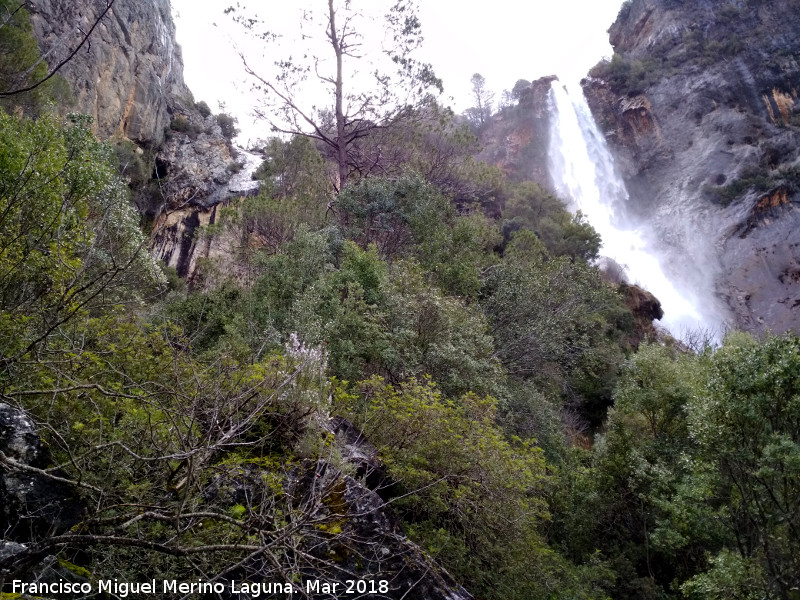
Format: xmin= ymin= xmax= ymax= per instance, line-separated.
xmin=29 ymin=0 xmax=190 ymax=145
xmin=28 ymin=0 xmax=247 ymax=280
xmin=582 ymin=0 xmax=800 ymax=334
xmin=479 ymin=0 xmax=800 ymax=336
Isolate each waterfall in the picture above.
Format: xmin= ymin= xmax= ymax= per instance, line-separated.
xmin=547 ymin=81 xmax=716 ymax=338
xmin=226 ymin=146 xmax=263 ymax=197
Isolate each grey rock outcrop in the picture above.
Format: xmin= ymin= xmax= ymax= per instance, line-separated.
xmin=27 ymin=0 xmax=259 ymax=279
xmin=582 ymin=0 xmax=800 ymax=334
xmin=0 ymin=541 xmax=28 ymax=565
xmin=289 ymin=461 xmax=473 ymax=600
xmin=28 ymin=0 xmax=191 ymax=146
xmin=150 ymin=199 xmax=231 ymax=279
xmin=153 ymin=112 xmax=237 ymax=209
xmin=321 ymin=416 xmax=388 ymax=492
xmin=0 ymin=403 xmax=84 ymax=542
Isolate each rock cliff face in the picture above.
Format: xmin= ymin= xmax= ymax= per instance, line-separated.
xmin=29 ymin=0 xmax=190 ymax=146
xmin=479 ymin=0 xmax=800 ymax=334
xmin=583 ymin=0 xmax=800 ymax=334
xmin=477 ymin=76 xmax=557 ymax=186
xmin=28 ymin=0 xmax=250 ymax=279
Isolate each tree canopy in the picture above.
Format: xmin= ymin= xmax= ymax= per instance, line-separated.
xmin=229 ymin=0 xmax=442 ymax=189
xmin=464 ymin=73 xmax=494 ymax=129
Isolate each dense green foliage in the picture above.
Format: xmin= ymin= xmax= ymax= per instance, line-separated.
xmin=550 ymin=337 xmax=800 ymax=599
xmin=2 ymin=9 xmax=799 ymax=597
xmin=0 ymin=111 xmax=162 ymax=364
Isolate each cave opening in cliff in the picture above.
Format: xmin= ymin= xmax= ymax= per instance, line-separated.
xmin=153 ymin=158 xmax=169 ymax=180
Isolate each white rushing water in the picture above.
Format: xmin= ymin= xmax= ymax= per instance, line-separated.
xmin=226 ymin=147 xmax=263 ymax=197
xmin=547 ymin=81 xmax=711 ymax=337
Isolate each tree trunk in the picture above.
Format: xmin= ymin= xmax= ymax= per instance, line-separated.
xmin=328 ymin=0 xmax=348 ymax=188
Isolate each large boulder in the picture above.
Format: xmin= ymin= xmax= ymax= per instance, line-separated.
xmin=0 ymin=403 xmax=84 ymax=542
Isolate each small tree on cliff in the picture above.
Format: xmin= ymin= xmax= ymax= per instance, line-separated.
xmin=229 ymin=0 xmax=442 ymax=190
xmin=464 ymin=73 xmax=493 ymax=129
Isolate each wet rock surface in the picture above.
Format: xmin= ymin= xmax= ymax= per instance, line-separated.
xmin=0 ymin=403 xmax=84 ymax=542
xmin=150 ymin=200 xmax=231 ymax=281
xmin=582 ymin=0 xmax=800 ymax=334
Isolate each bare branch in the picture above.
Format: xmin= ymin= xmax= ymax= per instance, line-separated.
xmin=0 ymin=450 xmax=103 ymax=493
xmin=0 ymin=0 xmax=117 ymax=97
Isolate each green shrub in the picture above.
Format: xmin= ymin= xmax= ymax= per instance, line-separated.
xmin=111 ymin=139 xmax=149 ymax=187
xmin=195 ymin=100 xmax=212 ymax=118
xmin=502 ymin=182 xmax=601 ymax=261
xmin=0 ymin=0 xmax=73 ymax=113
xmin=0 ymin=111 xmax=164 ymax=361
xmin=170 ymin=114 xmax=202 ymax=136
xmin=334 ymin=376 xmax=554 ymax=599
xmin=216 ymin=112 xmax=238 ymax=139
xmin=706 ymin=163 xmax=800 ymax=206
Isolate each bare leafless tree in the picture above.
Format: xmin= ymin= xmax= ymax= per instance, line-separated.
xmin=231 ymin=0 xmax=441 ymax=190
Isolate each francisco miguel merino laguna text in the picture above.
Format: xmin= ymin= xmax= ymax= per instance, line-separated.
xmin=12 ymin=578 xmax=391 ymax=596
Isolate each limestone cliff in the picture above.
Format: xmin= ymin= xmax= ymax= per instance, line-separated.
xmin=477 ymin=76 xmax=556 ymax=186
xmin=28 ymin=0 xmax=247 ymax=278
xmin=583 ymin=0 xmax=800 ymax=334
xmin=29 ymin=0 xmax=190 ymax=145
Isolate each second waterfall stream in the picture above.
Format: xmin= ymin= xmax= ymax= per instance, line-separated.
xmin=547 ymin=80 xmax=718 ymax=338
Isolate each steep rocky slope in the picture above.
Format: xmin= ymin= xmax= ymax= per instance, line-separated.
xmin=477 ymin=76 xmax=556 ymax=185
xmin=28 ymin=0 xmax=245 ymax=276
xmin=478 ymin=1 xmax=800 ymax=335
xmin=583 ymin=0 xmax=800 ymax=334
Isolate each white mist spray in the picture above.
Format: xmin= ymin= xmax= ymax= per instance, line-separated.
xmin=547 ymin=80 xmax=721 ymax=337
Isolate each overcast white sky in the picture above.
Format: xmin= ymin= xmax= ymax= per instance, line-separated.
xmin=170 ymin=0 xmax=624 ymax=144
